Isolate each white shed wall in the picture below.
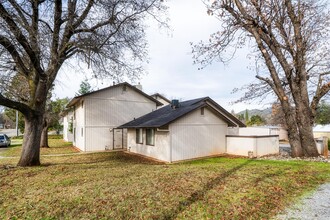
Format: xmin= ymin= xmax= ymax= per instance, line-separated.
xmin=170 ymin=107 xmax=228 ymax=162
xmin=127 ymin=129 xmax=170 ymax=162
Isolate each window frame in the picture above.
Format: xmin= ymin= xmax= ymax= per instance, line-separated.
xmin=136 ymin=128 xmax=143 ymax=144
xmin=146 ymin=128 xmax=155 ymax=146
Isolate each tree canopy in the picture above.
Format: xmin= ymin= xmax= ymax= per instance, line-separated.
xmin=193 ymin=0 xmax=330 ymax=157
xmin=76 ymin=79 xmax=93 ymax=96
xmin=0 ymin=0 xmax=167 ymax=166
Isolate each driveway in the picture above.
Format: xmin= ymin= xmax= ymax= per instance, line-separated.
xmin=275 ymin=183 xmax=330 ymax=219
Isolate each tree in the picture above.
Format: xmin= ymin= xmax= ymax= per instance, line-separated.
xmin=40 ymin=98 xmax=69 ymax=148
xmin=0 ymin=1 xmax=167 ymax=166
xmin=246 ymin=115 xmax=265 ymax=126
xmin=315 ymin=101 xmax=330 ymax=125
xmin=271 ymin=102 xmax=286 ymax=127
xmin=193 ymin=0 xmax=330 ymax=157
xmin=76 ymin=79 xmax=93 ymax=96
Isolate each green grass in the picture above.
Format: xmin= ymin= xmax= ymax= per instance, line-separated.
xmin=0 ymin=138 xmax=78 ymax=157
xmin=0 ymin=152 xmax=329 ymax=219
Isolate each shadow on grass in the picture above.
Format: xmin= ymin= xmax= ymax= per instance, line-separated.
xmin=41 ymin=151 xmax=164 ymax=167
xmin=160 ymin=160 xmax=253 ymax=220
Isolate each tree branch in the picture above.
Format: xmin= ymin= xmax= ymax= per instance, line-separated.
xmin=0 ymin=93 xmax=30 ymax=115
xmin=0 ymin=35 xmax=29 ymax=76
xmin=0 ymin=3 xmax=43 ymax=75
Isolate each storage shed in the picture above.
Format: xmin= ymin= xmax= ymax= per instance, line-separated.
xmin=118 ymin=97 xmax=245 ymax=162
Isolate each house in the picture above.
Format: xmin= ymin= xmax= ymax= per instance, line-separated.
xmin=313 ymin=124 xmax=330 ymax=139
xmin=151 ymin=93 xmax=171 ymax=107
xmin=118 ymin=97 xmax=245 ymax=162
xmin=65 ymin=82 xmax=162 ymax=151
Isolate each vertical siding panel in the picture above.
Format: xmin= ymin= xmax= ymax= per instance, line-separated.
xmin=81 ymin=85 xmax=157 ymax=151
xmin=170 ymin=108 xmax=228 ymax=161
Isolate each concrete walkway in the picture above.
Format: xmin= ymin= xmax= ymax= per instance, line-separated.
xmin=275 ymin=183 xmax=330 ymax=220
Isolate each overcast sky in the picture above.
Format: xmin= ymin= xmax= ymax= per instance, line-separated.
xmin=54 ymin=0 xmax=271 ymax=113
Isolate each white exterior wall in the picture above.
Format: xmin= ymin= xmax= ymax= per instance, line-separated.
xmin=83 ymin=85 xmax=157 ymax=151
xmin=73 ymin=102 xmax=85 ymax=151
xmin=226 ymin=137 xmax=255 ymax=156
xmin=238 ymin=127 xmax=288 ymax=140
xmin=127 ymin=129 xmax=170 ymax=162
xmin=255 ymin=136 xmax=279 ymax=156
xmin=226 ymin=136 xmax=279 ymax=157
xmin=170 ymin=107 xmax=228 ymax=162
xmin=314 ymin=132 xmax=330 ymax=139
xmin=63 ymin=111 xmax=73 ymax=142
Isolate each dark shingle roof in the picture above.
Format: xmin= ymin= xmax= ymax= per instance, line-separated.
xmin=118 ymin=97 xmax=245 ymax=128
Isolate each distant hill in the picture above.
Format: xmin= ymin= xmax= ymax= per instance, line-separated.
xmin=237 ymin=107 xmax=273 ymax=123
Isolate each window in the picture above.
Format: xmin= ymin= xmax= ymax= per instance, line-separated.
xmin=81 ymin=128 xmax=83 ymax=137
xmin=136 ymin=128 xmax=143 ymax=144
xmin=146 ymin=128 xmax=155 ymax=146
xmin=201 ymin=107 xmax=205 ymax=115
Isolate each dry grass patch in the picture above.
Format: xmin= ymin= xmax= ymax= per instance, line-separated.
xmin=0 ymin=152 xmax=329 ymax=219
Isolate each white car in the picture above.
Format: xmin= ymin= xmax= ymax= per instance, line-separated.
xmin=0 ymin=134 xmax=11 ymax=147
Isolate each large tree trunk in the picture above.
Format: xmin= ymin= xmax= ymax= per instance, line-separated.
xmin=40 ymin=117 xmax=50 ymax=148
xmin=17 ymin=113 xmax=44 ymax=166
xmin=281 ymin=102 xmax=304 ymax=157
xmin=295 ymin=106 xmax=319 ymax=157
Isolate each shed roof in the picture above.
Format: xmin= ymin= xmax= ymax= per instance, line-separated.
xmin=67 ymin=82 xmax=163 ymax=107
xmin=118 ymin=97 xmax=246 ymax=128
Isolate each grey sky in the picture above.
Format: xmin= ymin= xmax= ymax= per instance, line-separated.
xmin=54 ymin=0 xmax=271 ymax=113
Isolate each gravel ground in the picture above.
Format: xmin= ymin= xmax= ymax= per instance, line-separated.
xmin=275 ymin=183 xmax=330 ymax=220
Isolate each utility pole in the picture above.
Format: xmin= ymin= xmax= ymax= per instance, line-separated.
xmin=16 ymin=110 xmax=18 ymax=136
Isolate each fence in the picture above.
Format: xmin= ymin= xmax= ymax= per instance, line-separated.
xmin=226 ymin=135 xmax=279 ymax=157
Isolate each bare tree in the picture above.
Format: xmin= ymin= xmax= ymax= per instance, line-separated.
xmin=192 ymin=0 xmax=330 ymax=157
xmin=0 ymin=0 xmax=167 ymax=166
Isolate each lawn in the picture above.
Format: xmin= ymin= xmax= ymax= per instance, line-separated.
xmin=0 ymin=137 xmax=78 ymax=157
xmin=0 ymin=151 xmax=329 ymax=219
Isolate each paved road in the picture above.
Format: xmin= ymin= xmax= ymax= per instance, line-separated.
xmin=275 ymin=183 xmax=330 ymax=220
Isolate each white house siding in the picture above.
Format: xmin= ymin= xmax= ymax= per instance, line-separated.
xmin=170 ymin=107 xmax=228 ymax=162
xmin=73 ymin=102 xmax=85 ymax=151
xmin=63 ymin=111 xmax=73 ymax=142
xmin=127 ymin=129 xmax=170 ymax=162
xmin=83 ymin=85 xmax=157 ymax=151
